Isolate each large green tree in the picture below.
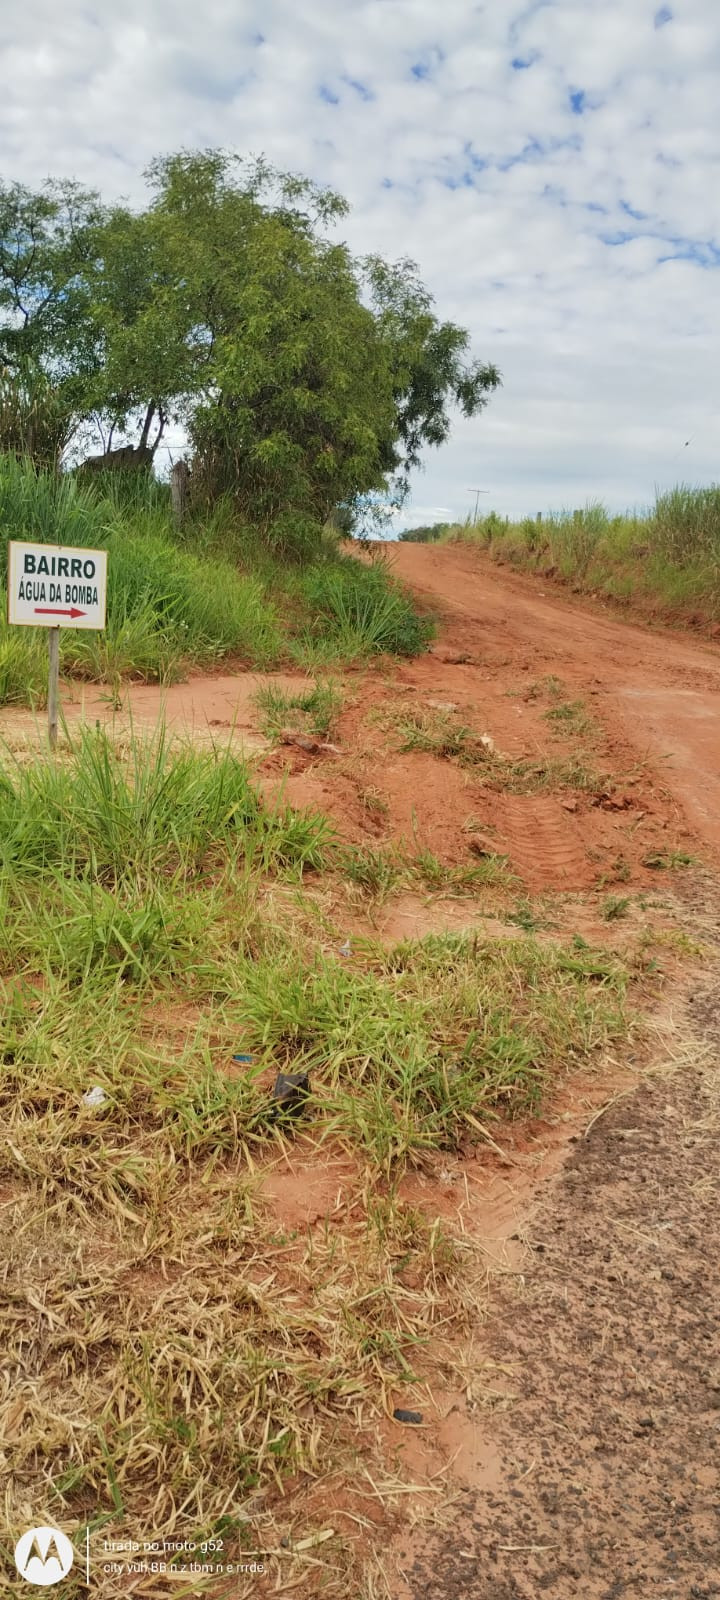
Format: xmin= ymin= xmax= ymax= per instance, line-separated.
xmin=0 ymin=151 xmax=501 ymax=535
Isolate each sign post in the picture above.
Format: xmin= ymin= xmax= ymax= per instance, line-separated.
xmin=47 ymin=627 xmax=60 ymax=751
xmin=7 ymin=541 xmax=108 ymax=750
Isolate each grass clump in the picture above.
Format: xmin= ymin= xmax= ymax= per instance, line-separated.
xmin=297 ymin=559 xmax=435 ymax=659
xmin=544 ymin=698 xmax=594 ymax=738
xmin=642 ymin=848 xmax=698 ymax=870
xmin=381 ymin=704 xmax=606 ymax=795
xmin=0 ymin=725 xmax=332 ymax=890
xmin=253 ymin=678 xmax=343 ymax=740
xmin=601 ymin=894 xmax=631 ymax=921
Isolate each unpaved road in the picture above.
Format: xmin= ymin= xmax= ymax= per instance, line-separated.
xmin=390 ymin=542 xmax=720 ymax=853
xmin=382 ymin=545 xmax=720 ymax=1600
xmin=392 ymin=1019 xmax=720 ymax=1600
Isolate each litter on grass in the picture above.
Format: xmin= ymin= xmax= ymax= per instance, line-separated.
xmin=271 ymin=1071 xmax=310 ymax=1118
xmin=82 ymin=1086 xmax=108 ymax=1108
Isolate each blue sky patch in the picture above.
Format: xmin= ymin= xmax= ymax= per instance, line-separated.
xmin=318 ymin=84 xmax=339 ymax=105
xmin=654 ymin=6 xmax=673 ymax=26
xmin=657 ymin=236 xmax=720 ymax=267
xmin=620 ymin=200 xmax=648 ymax=221
xmin=569 ymin=89 xmax=586 ymax=115
xmin=342 ymin=75 xmax=374 ymax=101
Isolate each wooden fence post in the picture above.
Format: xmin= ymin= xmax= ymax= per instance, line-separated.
xmin=170 ymin=460 xmax=190 ymax=526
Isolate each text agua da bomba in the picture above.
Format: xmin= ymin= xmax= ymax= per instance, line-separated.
xmin=18 ymin=550 xmax=100 ymax=608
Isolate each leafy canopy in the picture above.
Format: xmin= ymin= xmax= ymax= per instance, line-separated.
xmin=0 ymin=151 xmax=500 ymax=535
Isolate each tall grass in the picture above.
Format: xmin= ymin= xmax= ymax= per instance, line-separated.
xmin=297 ymin=558 xmax=435 ymax=657
xmin=439 ymin=485 xmax=720 ymax=624
xmin=0 ymin=456 xmax=432 ymax=704
xmin=0 ymin=725 xmax=330 ymax=885
xmin=0 ymin=726 xmax=627 ymax=1140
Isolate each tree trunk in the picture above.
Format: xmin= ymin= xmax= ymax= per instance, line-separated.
xmin=138 ymin=401 xmax=156 ymax=452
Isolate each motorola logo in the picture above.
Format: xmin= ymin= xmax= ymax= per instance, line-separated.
xmin=14 ymin=1527 xmax=75 ymax=1586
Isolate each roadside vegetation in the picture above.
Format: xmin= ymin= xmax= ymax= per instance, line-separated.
xmin=0 ymin=455 xmax=434 ymax=707
xmin=0 ymin=724 xmax=632 ymax=1595
xmin=402 ymin=487 xmax=720 ymax=627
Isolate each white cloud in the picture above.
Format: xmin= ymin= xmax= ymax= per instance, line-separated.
xmin=1 ymin=0 xmax=719 ymax=525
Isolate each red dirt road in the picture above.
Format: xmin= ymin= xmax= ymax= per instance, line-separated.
xmin=389 ymin=542 xmax=720 ymax=853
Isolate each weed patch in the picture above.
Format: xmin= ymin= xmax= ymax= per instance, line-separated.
xmin=253 ymin=679 xmax=343 ymax=740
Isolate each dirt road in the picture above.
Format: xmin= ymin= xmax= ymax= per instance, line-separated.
xmin=380 ymin=545 xmax=720 ymax=1599
xmin=389 ymin=541 xmax=720 ymax=853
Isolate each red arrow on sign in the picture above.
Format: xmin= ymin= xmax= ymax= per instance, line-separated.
xmin=34 ymin=606 xmax=86 ymax=619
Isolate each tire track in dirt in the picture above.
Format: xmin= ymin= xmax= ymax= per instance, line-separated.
xmin=495 ymin=794 xmax=593 ymax=891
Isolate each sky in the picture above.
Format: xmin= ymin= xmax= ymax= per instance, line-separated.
xmin=0 ymin=0 xmax=718 ymax=530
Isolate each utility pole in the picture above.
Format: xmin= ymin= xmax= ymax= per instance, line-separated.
xmin=467 ymin=488 xmax=490 ymax=523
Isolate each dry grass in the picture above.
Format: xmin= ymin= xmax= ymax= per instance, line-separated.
xmin=373 ymin=702 xmax=609 ymax=797
xmin=1 ymin=1145 xmax=486 ymax=1597
xmin=0 ymin=725 xmax=646 ymax=1597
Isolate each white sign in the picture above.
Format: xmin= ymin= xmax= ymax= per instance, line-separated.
xmin=7 ymin=541 xmax=107 ymax=630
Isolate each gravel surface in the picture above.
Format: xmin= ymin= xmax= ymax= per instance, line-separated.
xmin=402 ymin=998 xmax=720 ymax=1600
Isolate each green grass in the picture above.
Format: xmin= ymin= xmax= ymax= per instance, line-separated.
xmin=297 ymin=559 xmax=435 ymax=658
xmin=544 ymin=698 xmax=594 ymax=738
xmin=601 ymin=894 xmax=631 ymax=921
xmin=425 ymin=484 xmax=720 ymax=625
xmin=0 ymin=723 xmax=633 ymax=1593
xmin=642 ymin=848 xmax=698 ymax=870
xmin=0 ymin=725 xmax=628 ymax=1153
xmin=0 ymin=457 xmax=432 ymax=708
xmin=253 ymin=678 xmax=343 ymax=740
xmin=0 ymin=724 xmax=332 ymax=888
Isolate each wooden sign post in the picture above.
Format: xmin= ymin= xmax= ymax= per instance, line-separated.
xmin=47 ymin=626 xmax=60 ymax=751
xmin=7 ymin=541 xmax=108 ymax=750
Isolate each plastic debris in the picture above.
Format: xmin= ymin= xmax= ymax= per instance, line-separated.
xmin=271 ymin=1071 xmax=310 ymax=1118
xmin=82 ymin=1085 xmax=108 ymax=1108
xmin=232 ymin=1054 xmax=254 ymax=1063
xmin=392 ymin=1408 xmax=423 ymax=1425
xmin=338 ymin=941 xmax=352 ymax=958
